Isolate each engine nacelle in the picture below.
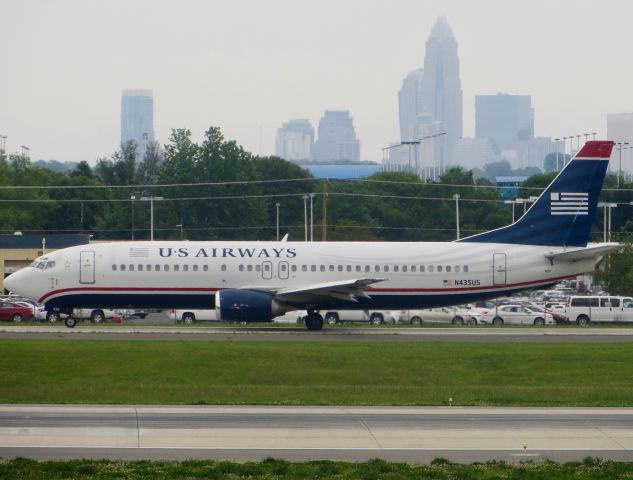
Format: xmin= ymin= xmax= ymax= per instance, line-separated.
xmin=215 ymin=289 xmax=290 ymax=323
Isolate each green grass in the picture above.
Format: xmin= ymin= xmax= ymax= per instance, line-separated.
xmin=1 ymin=457 xmax=632 ymax=479
xmin=1 ymin=340 xmax=633 ymax=405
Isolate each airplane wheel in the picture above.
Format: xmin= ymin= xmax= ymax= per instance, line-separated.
xmin=305 ymin=313 xmax=324 ymax=331
xmin=492 ymin=317 xmax=504 ymax=326
xmin=65 ymin=316 xmax=77 ymax=328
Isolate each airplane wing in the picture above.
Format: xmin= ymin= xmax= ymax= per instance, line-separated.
xmin=273 ymin=278 xmax=386 ymax=304
xmin=545 ymin=243 xmax=621 ymax=263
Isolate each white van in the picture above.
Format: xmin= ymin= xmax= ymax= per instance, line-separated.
xmin=566 ymin=296 xmax=633 ymax=325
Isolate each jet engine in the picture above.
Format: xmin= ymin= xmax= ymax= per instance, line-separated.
xmin=215 ymin=289 xmax=291 ymax=323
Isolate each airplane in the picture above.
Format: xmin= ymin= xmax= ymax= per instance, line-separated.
xmin=4 ymin=140 xmax=619 ymax=330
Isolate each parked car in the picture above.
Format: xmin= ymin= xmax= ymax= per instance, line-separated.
xmin=169 ymin=309 xmax=217 ymax=324
xmin=480 ymin=304 xmax=554 ymax=326
xmin=394 ymin=306 xmax=481 ymax=325
xmin=0 ymin=301 xmax=34 ymax=322
xmin=73 ymin=308 xmax=117 ymax=323
xmin=13 ymin=300 xmax=47 ymax=321
xmin=524 ymin=303 xmax=567 ymax=323
xmin=323 ymin=310 xmax=393 ymax=325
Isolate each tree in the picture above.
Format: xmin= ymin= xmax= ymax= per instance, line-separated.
xmin=593 ymin=243 xmax=633 ymax=295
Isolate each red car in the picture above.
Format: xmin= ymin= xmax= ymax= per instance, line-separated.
xmin=0 ymin=301 xmax=34 ymax=322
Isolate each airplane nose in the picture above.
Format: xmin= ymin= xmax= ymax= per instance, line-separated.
xmin=3 ymin=271 xmax=18 ymax=293
xmin=3 ymin=268 xmax=37 ymax=300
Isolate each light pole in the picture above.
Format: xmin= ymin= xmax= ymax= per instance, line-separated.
xmin=20 ymin=145 xmax=30 ymax=157
xmin=453 ymin=193 xmax=460 ymax=240
xmin=554 ymin=138 xmax=560 ymax=171
xmin=303 ymin=195 xmax=308 ymax=241
xmin=176 ymin=217 xmax=184 ymax=240
xmin=141 ymin=196 xmax=164 ymax=241
xmin=309 ymin=193 xmax=315 ymax=241
xmin=503 ymin=199 xmax=517 ymax=223
xmin=616 ymin=142 xmax=629 ymax=187
xmin=608 ymin=203 xmax=617 ymax=242
xmin=130 ymin=195 xmax=136 ymax=240
xmin=275 ymin=203 xmax=280 ymax=241
xmin=0 ymin=135 xmax=6 ymax=154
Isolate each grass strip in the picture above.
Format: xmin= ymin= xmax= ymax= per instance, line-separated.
xmin=1 ymin=340 xmax=632 ymax=405
xmin=1 ymin=457 xmax=632 ymax=479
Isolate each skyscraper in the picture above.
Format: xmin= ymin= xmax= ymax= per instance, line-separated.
xmin=607 ymin=112 xmax=633 ymax=174
xmin=121 ymin=89 xmax=155 ymax=161
xmin=313 ymin=111 xmax=360 ymax=162
xmin=395 ymin=17 xmax=462 ymax=177
xmin=275 ymin=119 xmax=314 ymax=161
xmin=475 ymin=93 xmax=534 ymax=151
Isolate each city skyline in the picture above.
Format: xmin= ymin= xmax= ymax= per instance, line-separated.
xmin=1 ymin=0 xmax=632 ymax=164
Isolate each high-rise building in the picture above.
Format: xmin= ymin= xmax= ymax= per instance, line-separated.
xmin=275 ymin=119 xmax=314 ymax=161
xmin=475 ymin=93 xmax=534 ymax=151
xmin=313 ymin=111 xmax=360 ymax=162
xmin=121 ymin=89 xmax=155 ymax=161
xmin=395 ymin=17 xmax=462 ymax=178
xmin=607 ymin=112 xmax=633 ymax=174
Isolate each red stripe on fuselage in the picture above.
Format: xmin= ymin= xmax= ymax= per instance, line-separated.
xmin=37 ymin=274 xmax=573 ymax=304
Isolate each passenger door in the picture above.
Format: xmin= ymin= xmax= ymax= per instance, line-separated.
xmin=79 ymin=251 xmax=95 ymax=284
xmin=493 ymin=253 xmax=506 ymax=285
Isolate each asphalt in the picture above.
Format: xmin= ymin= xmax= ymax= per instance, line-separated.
xmin=1 ymin=405 xmax=633 ymax=463
xmin=2 ymin=325 xmax=633 ymax=342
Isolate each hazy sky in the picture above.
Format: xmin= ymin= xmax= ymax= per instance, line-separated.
xmin=1 ymin=0 xmax=632 ymax=164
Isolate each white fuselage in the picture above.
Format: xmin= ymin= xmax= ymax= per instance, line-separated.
xmin=7 ymin=240 xmax=597 ymax=313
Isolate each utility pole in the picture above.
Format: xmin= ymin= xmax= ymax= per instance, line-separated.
xmin=322 ymin=179 xmax=328 ymax=241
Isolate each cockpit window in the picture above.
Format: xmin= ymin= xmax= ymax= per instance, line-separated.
xmin=30 ymin=260 xmax=55 ymax=270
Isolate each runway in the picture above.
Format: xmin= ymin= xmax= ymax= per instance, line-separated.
xmin=1 ymin=405 xmax=633 ymax=463
xmin=2 ymin=325 xmax=633 ymax=342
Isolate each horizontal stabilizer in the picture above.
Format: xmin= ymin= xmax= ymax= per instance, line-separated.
xmin=545 ymin=243 xmax=621 ymax=263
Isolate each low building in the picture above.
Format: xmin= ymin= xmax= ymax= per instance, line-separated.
xmin=1 ymin=234 xmax=90 ymax=294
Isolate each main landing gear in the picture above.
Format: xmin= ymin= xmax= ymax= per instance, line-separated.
xmin=304 ymin=310 xmax=324 ymax=331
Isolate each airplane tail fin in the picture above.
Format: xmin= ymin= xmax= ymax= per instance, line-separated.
xmin=458 ymin=141 xmax=614 ymax=247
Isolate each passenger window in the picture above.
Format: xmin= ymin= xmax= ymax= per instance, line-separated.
xmin=221 ymin=265 xmax=227 ymax=272
xmin=203 ymin=265 xmax=209 ymax=272
xmin=374 ymin=265 xmax=380 ymax=272
xmin=112 ymin=265 xmax=117 ymax=271
xmin=174 ymin=265 xmax=179 ymax=272
xmin=329 ymin=265 xmax=335 ymax=272
xmin=428 ymin=266 xmax=434 ymax=272
xmin=347 ymin=265 xmax=352 ymax=272
xmin=129 ymin=264 xmax=135 ymax=271
xmin=402 ymin=266 xmax=407 ymax=272
xmin=164 ymin=265 xmax=170 ymax=272
xmin=337 ymin=265 xmax=343 ymax=272
xmin=446 ymin=266 xmax=451 ymax=272
xmin=146 ymin=264 xmax=151 ymax=271
xmin=437 ymin=266 xmax=442 ymax=272
xmin=247 ymin=265 xmax=253 ymax=272
xmin=454 ymin=266 xmax=460 ymax=273
xmin=193 ymin=265 xmax=198 ymax=272
xmin=183 ymin=265 xmax=189 ymax=272
xmin=238 ymin=265 xmax=244 ymax=272
xmin=302 ymin=265 xmax=307 ymax=272
xmin=411 ymin=266 xmax=417 ymax=272
xmin=320 ymin=265 xmax=325 ymax=272
xmin=281 ymin=264 xmax=287 ymax=272
xmin=138 ymin=265 xmax=143 ymax=272
xmin=464 ymin=266 xmax=469 ymax=273
xmin=120 ymin=264 xmax=126 ymax=271
xmin=365 ymin=265 xmax=370 ymax=272
xmin=356 ymin=265 xmax=361 ymax=272
xmin=394 ymin=266 xmax=399 ymax=272
xmin=255 ymin=265 xmax=261 ymax=272
xmin=611 ymin=298 xmax=620 ymax=307
xmin=311 ymin=265 xmax=316 ymax=272
xmin=264 ymin=264 xmax=270 ymax=272
xmin=155 ymin=265 xmax=160 ymax=271
xmin=291 ymin=265 xmax=297 ymax=272
xmin=384 ymin=266 xmax=389 ymax=272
